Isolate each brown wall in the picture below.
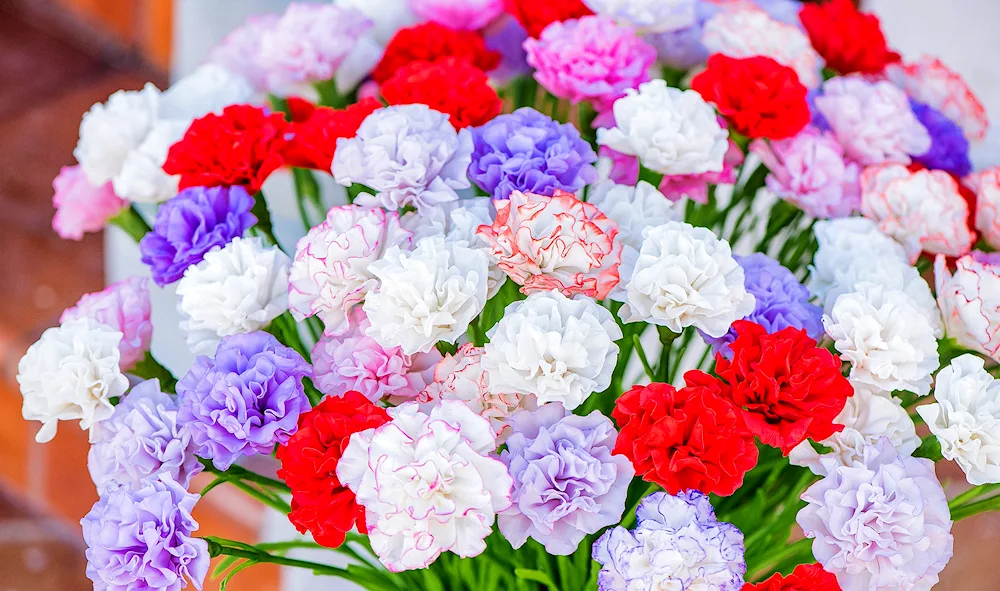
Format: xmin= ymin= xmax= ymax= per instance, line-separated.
xmin=49 ymin=0 xmax=173 ymax=70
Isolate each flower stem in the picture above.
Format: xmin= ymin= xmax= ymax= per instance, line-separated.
xmin=655 ymin=326 xmax=680 ymax=382
xmin=205 ymin=537 xmax=348 ymax=576
xmin=110 ymin=205 xmax=152 ymax=243
xmin=199 ymin=459 xmax=291 ymax=494
xmin=950 ymin=483 xmax=1000 ymax=510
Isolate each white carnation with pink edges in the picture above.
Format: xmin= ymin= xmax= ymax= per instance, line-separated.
xmin=887 ymin=56 xmax=989 ymax=141
xmin=974 ymin=167 xmax=1000 ymax=249
xmin=936 ymin=252 xmax=1000 ymax=363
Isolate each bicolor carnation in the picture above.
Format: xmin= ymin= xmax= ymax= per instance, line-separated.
xmin=381 ymin=57 xmax=502 ymax=129
xmin=975 ymin=167 xmax=1000 ymax=249
xmin=51 ymin=165 xmax=125 ymax=240
xmin=409 ymin=0 xmax=504 ymax=31
xmin=808 ymin=217 xmax=908 ymax=305
xmin=483 ymin=290 xmax=621 ymax=410
xmin=799 ymin=0 xmax=899 ymax=75
xmin=887 ymin=56 xmax=989 ymax=141
xmin=936 ymin=253 xmax=1000 ymax=363
xmin=177 ymin=332 xmax=311 ymax=470
xmin=372 ymin=22 xmax=500 ymax=84
xmin=504 ymin=0 xmax=594 ymax=38
xmin=60 ymin=276 xmax=152 ymax=370
xmin=499 ymin=404 xmax=634 ymax=554
xmin=583 ymin=0 xmax=696 ymax=33
xmin=910 ymin=100 xmax=972 ymax=177
xmin=337 ymin=401 xmax=513 ymax=571
xmin=586 ymin=180 xmax=679 ymax=255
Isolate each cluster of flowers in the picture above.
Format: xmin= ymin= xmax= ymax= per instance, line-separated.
xmin=20 ymin=0 xmax=1000 ymax=590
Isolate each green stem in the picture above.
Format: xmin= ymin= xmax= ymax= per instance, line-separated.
xmin=205 ymin=537 xmax=349 ymax=577
xmin=748 ymin=538 xmax=813 ymax=582
xmin=199 ymin=459 xmax=291 ymax=494
xmin=110 ymin=205 xmax=152 ymax=242
xmin=632 ymin=333 xmax=655 ymax=381
xmin=951 ymin=492 xmax=1000 ymax=520
xmin=655 ymin=326 xmax=680 ymax=382
xmin=950 ymin=483 xmax=1000 ymax=509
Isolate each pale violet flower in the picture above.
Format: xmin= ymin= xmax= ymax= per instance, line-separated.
xmin=824 ymin=282 xmax=939 ymax=395
xmin=483 ymin=290 xmax=621 ymax=410
xmin=584 ymin=0 xmax=696 ymax=33
xmin=74 ymin=84 xmax=160 ymax=187
xmin=177 ymin=237 xmax=291 ymax=355
xmin=936 ymin=253 xmax=1000 ymax=363
xmin=918 ymin=354 xmax=1000 ymax=485
xmin=808 ymin=217 xmax=908 ymax=305
xmin=364 ymin=236 xmax=489 ymax=355
xmin=337 ymin=401 xmax=513 ymax=572
xmin=597 ymin=80 xmax=728 ymax=176
xmin=612 ymin=221 xmax=754 ymax=337
xmin=335 ymin=0 xmax=418 ymax=45
xmin=333 ymin=105 xmax=474 ymax=213
xmin=17 ymin=318 xmax=128 ymax=443
xmin=586 ymin=180 xmax=680 ymax=255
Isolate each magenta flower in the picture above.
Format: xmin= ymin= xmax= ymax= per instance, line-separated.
xmin=51 ymin=165 xmax=126 ymax=240
xmin=61 ymin=276 xmax=152 ymax=370
xmin=658 ymin=139 xmax=743 ymax=204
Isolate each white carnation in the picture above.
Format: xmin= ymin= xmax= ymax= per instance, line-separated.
xmin=918 ymin=354 xmax=1000 ymax=485
xmin=611 ymin=221 xmax=754 ymax=337
xmin=597 ymin=80 xmax=728 ymax=176
xmin=808 ymin=217 xmax=908 ymax=304
xmin=335 ymin=0 xmax=418 ymax=45
xmin=583 ymin=0 xmax=696 ymax=33
xmin=74 ymin=83 xmax=160 ymax=187
xmin=790 ymin=384 xmax=919 ymax=476
xmin=587 ymin=180 xmax=680 ymax=256
xmin=16 ymin=318 xmax=128 ymax=443
xmin=935 ymin=253 xmax=1000 ymax=363
xmin=824 ymin=282 xmax=939 ymax=395
xmin=177 ymin=237 xmax=291 ymax=355
xmin=483 ymin=290 xmax=622 ymax=410
xmin=159 ymin=63 xmax=256 ymax=121
xmin=364 ymin=236 xmax=489 ymax=355
xmin=113 ymin=119 xmax=186 ymax=204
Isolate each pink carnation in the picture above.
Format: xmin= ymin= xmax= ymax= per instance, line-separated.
xmin=477 ymin=189 xmax=621 ymax=299
xmin=936 ymin=253 xmax=1000 ymax=363
xmin=658 ymin=139 xmax=744 ymax=204
xmin=861 ymin=163 xmax=974 ymax=263
xmin=750 ymin=126 xmax=861 ymax=218
xmin=51 ymin=165 xmax=126 ymax=241
xmin=312 ymin=308 xmax=440 ymax=403
xmin=524 ymin=15 xmax=657 ymax=114
xmin=887 ymin=56 xmax=989 ymax=142
xmin=60 ymin=276 xmax=152 ymax=370
xmin=974 ymin=167 xmax=1000 ymax=249
xmin=208 ymin=14 xmax=279 ymax=91
xmin=598 ymin=145 xmax=639 ymax=185
xmin=409 ymin=0 xmax=504 ymax=31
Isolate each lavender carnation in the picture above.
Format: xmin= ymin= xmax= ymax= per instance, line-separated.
xmin=82 ymin=476 xmax=209 ymax=591
xmin=177 ymin=332 xmax=310 ymax=470
xmin=644 ymin=2 xmax=719 ymax=70
xmin=498 ymin=404 xmax=634 ymax=555
xmin=468 ymin=107 xmax=597 ymax=200
xmin=702 ymin=253 xmax=824 ymax=357
xmin=798 ymin=438 xmax=954 ymax=591
xmin=594 ymin=491 xmax=746 ymax=591
xmin=139 ymin=185 xmax=256 ymax=286
xmin=911 ymin=99 xmax=973 ymax=178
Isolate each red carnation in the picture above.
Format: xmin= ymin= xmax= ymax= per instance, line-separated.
xmin=743 ymin=563 xmax=841 ymax=591
xmin=504 ymin=0 xmax=592 ymax=38
xmin=381 ymin=57 xmax=502 ymax=129
xmin=612 ymin=374 xmax=758 ymax=497
xmin=276 ymin=392 xmax=390 ymax=548
xmin=691 ymin=54 xmax=810 ymax=140
xmin=715 ymin=321 xmax=853 ymax=455
xmin=373 ymin=22 xmax=501 ymax=84
xmin=163 ymin=104 xmax=288 ymax=195
xmin=283 ymin=98 xmax=382 ymax=171
xmin=800 ymin=0 xmax=900 ymax=75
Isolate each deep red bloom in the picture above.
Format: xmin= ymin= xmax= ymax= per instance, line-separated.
xmin=283 ymin=98 xmax=382 ymax=170
xmin=691 ymin=54 xmax=810 ymax=140
xmin=800 ymin=0 xmax=900 ymax=75
xmin=163 ymin=104 xmax=288 ymax=194
xmin=372 ymin=22 xmax=501 ymax=84
xmin=381 ymin=57 xmax=502 ymax=129
xmin=743 ymin=563 xmax=841 ymax=591
xmin=715 ymin=321 xmax=853 ymax=455
xmin=285 ymin=96 xmax=318 ymax=123
xmin=276 ymin=392 xmax=390 ymax=548
xmin=503 ymin=0 xmax=593 ymax=38
xmin=612 ymin=374 xmax=758 ymax=497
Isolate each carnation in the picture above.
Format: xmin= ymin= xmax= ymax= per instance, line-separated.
xmin=483 ymin=290 xmax=621 ymax=410
xmin=381 ymin=57 xmax=502 ymax=129
xmin=936 ymin=253 xmax=1000 ymax=363
xmin=814 ymin=76 xmax=931 ymax=166
xmin=499 ymin=404 xmax=634 ymax=554
xmin=51 ymin=165 xmax=125 ymax=240
xmin=372 ymin=22 xmax=500 ymax=84
xmin=87 ymin=379 xmax=202 ymax=493
xmin=177 ymin=237 xmax=290 ymax=355
xmin=138 ymin=185 xmax=256 ymax=286
xmin=504 ymin=0 xmax=594 ymax=38
xmin=17 ymin=318 xmax=127 ymax=443
xmin=798 ymin=439 xmax=954 ymax=591
xmin=282 ymin=98 xmax=382 ymax=171
xmin=409 ymin=0 xmax=504 ymax=31
xmin=364 ymin=236 xmax=489 ymax=355
xmin=808 ymin=217 xmax=908 ymax=305
xmin=910 ymin=99 xmax=973 ymax=177
xmin=594 ymin=491 xmax=746 ymax=591
xmin=860 ymin=163 xmax=974 ymax=262
xmin=612 ymin=221 xmax=754 ymax=337
xmin=333 ymin=105 xmax=474 ymax=213
xmin=335 ymin=0 xmax=418 ymax=45
xmin=799 ymin=0 xmax=899 ymax=75
xmin=82 ymin=477 xmax=209 ymax=591
xmin=74 ymin=83 xmax=160 ymax=187
xmin=887 ymin=56 xmax=989 ymax=141
xmin=976 ymin=167 xmax=1000 ymax=249
xmin=586 ymin=180 xmax=679 ymax=255
xmin=177 ymin=332 xmax=311 ymax=470
xmin=657 ymin=139 xmax=744 ymax=204
xmin=208 ymin=14 xmax=279 ymax=91
xmin=337 ymin=401 xmax=513 ymax=571
xmin=477 ymin=189 xmax=621 ymax=299
xmin=744 ymin=563 xmax=841 ymax=591
xmin=467 ymin=107 xmax=597 ymax=200
xmin=583 ymin=0 xmax=696 ymax=33
xmin=597 ymin=80 xmax=729 ymax=176
xmin=60 ymin=276 xmax=152 ymax=370
xmin=824 ymin=282 xmax=940 ymax=395
xmin=643 ymin=1 xmax=716 ymax=70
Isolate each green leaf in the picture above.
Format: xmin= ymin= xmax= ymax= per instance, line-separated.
xmin=514 ymin=568 xmax=560 ymax=591
xmin=913 ymin=434 xmax=943 ymax=461
xmin=130 ymin=352 xmax=177 ymax=393
xmin=807 ymin=439 xmax=834 ymax=455
xmin=220 ymin=560 xmax=256 ymax=591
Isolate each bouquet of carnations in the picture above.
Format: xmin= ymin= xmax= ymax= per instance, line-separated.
xmin=21 ymin=0 xmax=1000 ymax=589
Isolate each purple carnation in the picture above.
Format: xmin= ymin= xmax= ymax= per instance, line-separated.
xmin=484 ymin=15 xmax=531 ymax=83
xmin=911 ymin=99 xmax=973 ymax=178
xmin=177 ymin=332 xmax=310 ymax=470
xmin=644 ymin=2 xmax=719 ymax=70
xmin=82 ymin=476 xmax=209 ymax=591
xmin=468 ymin=107 xmax=597 ymax=200
xmin=593 ymin=491 xmax=746 ymax=591
xmin=498 ymin=404 xmax=634 ymax=555
xmin=139 ymin=185 xmax=256 ymax=286
xmin=701 ymin=253 xmax=823 ymax=358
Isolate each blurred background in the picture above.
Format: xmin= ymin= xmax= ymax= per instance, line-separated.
xmin=0 ymin=0 xmax=997 ymax=589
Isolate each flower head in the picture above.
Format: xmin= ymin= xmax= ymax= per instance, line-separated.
xmin=657 ymin=139 xmax=744 ymax=204
xmin=499 ymin=404 xmax=634 ymax=554
xmin=587 ymin=180 xmax=679 ymax=255
xmin=799 ymin=0 xmax=899 ymax=75
xmin=177 ymin=332 xmax=311 ymax=470
xmin=282 ymin=98 xmax=382 ymax=171
xmin=61 ymin=276 xmax=152 ymax=370
xmin=975 ymin=167 xmax=1000 ymax=249
xmin=504 ymin=0 xmax=593 ymax=38
xmin=74 ymin=84 xmax=160 ymax=187
xmin=936 ymin=253 xmax=1000 ymax=363
xmin=910 ymin=100 xmax=972 ymax=177
xmin=644 ymin=1 xmax=717 ymax=70
xmin=887 ymin=56 xmax=989 ymax=141
xmin=337 ymin=401 xmax=513 ymax=571
xmin=410 ymin=0 xmax=504 ymax=31
xmin=583 ymin=0 xmax=696 ymax=33
xmin=808 ymin=217 xmax=908 ymax=305
xmin=744 ymin=563 xmax=840 ymax=591
xmin=373 ymin=23 xmax=500 ymax=84
xmin=51 ymin=165 xmax=126 ymax=240
xmin=208 ymin=14 xmax=279 ymax=91
xmin=381 ymin=57 xmax=502 ymax=129
xmin=139 ymin=185 xmax=256 ymax=286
